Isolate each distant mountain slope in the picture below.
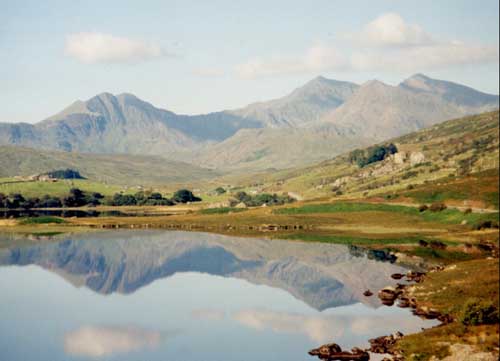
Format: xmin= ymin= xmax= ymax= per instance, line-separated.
xmin=0 ymin=74 xmax=498 ymax=171
xmin=230 ymin=76 xmax=359 ymax=128
xmin=248 ymin=111 xmax=499 ymax=203
xmin=0 ymin=145 xmax=218 ymax=185
xmin=317 ymin=75 xmax=499 ymax=140
xmin=191 ymin=127 xmax=373 ymax=171
xmin=0 ymin=93 xmax=261 ymax=155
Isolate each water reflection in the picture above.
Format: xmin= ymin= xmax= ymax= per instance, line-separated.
xmin=0 ymin=230 xmax=438 ymax=361
xmin=64 ymin=325 xmax=164 ymax=357
xmin=0 ymin=230 xmax=408 ymax=309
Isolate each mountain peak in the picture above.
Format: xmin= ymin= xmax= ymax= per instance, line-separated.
xmin=408 ymin=73 xmax=430 ymax=81
xmin=361 ymin=79 xmax=390 ymax=89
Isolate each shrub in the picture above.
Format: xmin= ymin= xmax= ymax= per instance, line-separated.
xmin=214 ymin=187 xmax=226 ymax=195
xmin=402 ymin=170 xmax=419 ymax=179
xmin=349 ymin=143 xmax=398 ymax=168
xmin=459 ymin=298 xmax=499 ymax=326
xmin=172 ymin=189 xmax=202 ymax=203
xmin=474 ymin=220 xmax=499 ymax=230
xmin=463 ymin=208 xmax=472 ymax=214
xmin=429 ymin=202 xmax=447 ymax=212
xmin=63 ymin=188 xmax=88 ymax=207
xmin=418 ymin=204 xmax=428 ymax=212
xmin=46 ymin=168 xmax=85 ymax=179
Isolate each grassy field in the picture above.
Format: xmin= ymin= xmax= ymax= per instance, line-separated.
xmin=275 ymin=201 xmax=499 ymax=226
xmin=0 ymin=178 xmax=126 ymax=197
xmin=397 ymin=259 xmax=499 ymax=360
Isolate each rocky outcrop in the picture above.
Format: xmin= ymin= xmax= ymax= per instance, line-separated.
xmin=309 ymin=343 xmax=369 ymax=361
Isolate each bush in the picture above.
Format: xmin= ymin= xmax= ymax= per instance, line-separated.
xmin=429 ymin=202 xmax=447 ymax=212
xmin=214 ymin=187 xmax=226 ymax=195
xmin=172 ymin=189 xmax=202 ymax=203
xmin=349 ymin=143 xmax=398 ymax=168
xmin=63 ymin=188 xmax=88 ymax=207
xmin=109 ymin=193 xmax=137 ymax=206
xmin=463 ymin=208 xmax=472 ymax=214
xmin=418 ymin=204 xmax=428 ymax=212
xmin=474 ymin=220 xmax=499 ymax=230
xmin=45 ymin=168 xmax=85 ymax=179
xmin=459 ymin=298 xmax=499 ymax=326
xmin=402 ymin=170 xmax=419 ymax=180
xmin=231 ymin=191 xmax=295 ymax=207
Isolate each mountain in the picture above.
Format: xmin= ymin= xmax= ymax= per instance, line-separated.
xmin=190 ymin=127 xmax=373 ymax=171
xmin=0 ymin=145 xmax=218 ymax=185
xmin=229 ymin=76 xmax=359 ymax=128
xmin=0 ymin=74 xmax=498 ymax=172
xmin=246 ymin=110 xmax=499 ymax=205
xmin=317 ymin=75 xmax=499 ymax=140
xmin=0 ymin=230 xmax=408 ymax=310
xmin=0 ymin=92 xmax=261 ymax=155
xmin=400 ymin=73 xmax=500 ymax=110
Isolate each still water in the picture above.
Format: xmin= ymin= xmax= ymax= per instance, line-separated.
xmin=0 ymin=230 xmax=437 ymax=361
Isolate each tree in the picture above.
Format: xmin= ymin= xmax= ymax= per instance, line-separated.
xmin=8 ymin=193 xmax=26 ymax=209
xmin=214 ymin=187 xmax=226 ymax=195
xmin=46 ymin=169 xmax=85 ymax=179
xmin=110 ymin=193 xmax=137 ymax=206
xmin=39 ymin=194 xmax=63 ymax=208
xmin=63 ymin=188 xmax=87 ymax=207
xmin=172 ymin=189 xmax=201 ymax=203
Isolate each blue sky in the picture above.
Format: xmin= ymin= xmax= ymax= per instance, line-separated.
xmin=1 ymin=0 xmax=498 ymax=123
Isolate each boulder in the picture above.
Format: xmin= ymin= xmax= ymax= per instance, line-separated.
xmin=369 ymin=332 xmax=403 ymax=354
xmin=308 ymin=343 xmax=370 ymax=361
xmin=410 ymin=152 xmax=426 ymax=166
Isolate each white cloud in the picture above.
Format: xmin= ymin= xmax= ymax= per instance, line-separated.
xmin=235 ymin=43 xmax=347 ymax=79
xmin=232 ymin=308 xmax=437 ymax=345
xmin=64 ymin=325 xmax=161 ymax=357
xmin=356 ymin=12 xmax=433 ymax=47
xmin=65 ymin=32 xmax=166 ymax=64
xmin=351 ymin=42 xmax=499 ymax=72
xmin=235 ymin=13 xmax=498 ymax=78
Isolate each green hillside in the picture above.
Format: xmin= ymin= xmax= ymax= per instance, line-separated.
xmin=0 ymin=146 xmax=219 ymax=186
xmin=230 ymin=111 xmax=499 ymax=208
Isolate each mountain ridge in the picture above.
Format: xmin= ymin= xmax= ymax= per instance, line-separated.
xmin=0 ymin=74 xmax=498 ymax=171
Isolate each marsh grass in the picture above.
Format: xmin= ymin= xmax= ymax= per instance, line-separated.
xmin=20 ymin=216 xmax=67 ymax=225
xmin=275 ymin=202 xmax=499 ymax=225
xmin=199 ymin=207 xmax=247 ymax=215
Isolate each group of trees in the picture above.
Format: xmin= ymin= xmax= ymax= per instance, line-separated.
xmin=108 ymin=189 xmax=201 ymax=206
xmin=0 ymin=188 xmax=103 ymax=209
xmin=0 ymin=188 xmax=202 ymax=209
xmin=348 ymin=143 xmax=398 ymax=168
xmin=46 ymin=169 xmax=85 ymax=179
xmin=232 ymin=191 xmax=295 ymax=207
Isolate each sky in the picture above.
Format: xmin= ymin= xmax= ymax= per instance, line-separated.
xmin=1 ymin=0 xmax=498 ymax=123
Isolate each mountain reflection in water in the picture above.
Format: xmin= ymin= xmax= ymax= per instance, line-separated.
xmin=0 ymin=230 xmax=407 ymax=309
xmin=0 ymin=230 xmax=438 ymax=361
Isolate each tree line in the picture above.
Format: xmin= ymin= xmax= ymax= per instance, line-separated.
xmin=0 ymin=188 xmax=201 ymax=209
xmin=348 ymin=143 xmax=398 ymax=168
xmin=232 ymin=191 xmax=295 ymax=207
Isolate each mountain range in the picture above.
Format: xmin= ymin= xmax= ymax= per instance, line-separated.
xmin=0 ymin=74 xmax=498 ymax=171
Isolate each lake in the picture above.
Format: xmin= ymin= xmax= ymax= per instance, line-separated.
xmin=0 ymin=230 xmax=438 ymax=361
